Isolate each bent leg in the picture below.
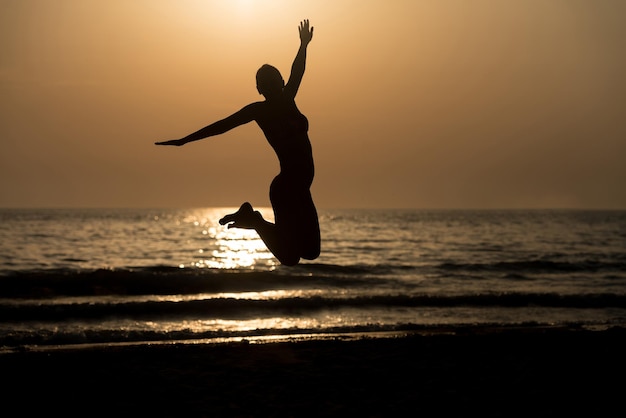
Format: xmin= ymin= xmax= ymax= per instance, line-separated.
xmin=219 ymin=181 xmax=320 ymax=266
xmin=219 ymin=202 xmax=301 ymax=266
xmin=269 ymin=176 xmax=320 ymax=263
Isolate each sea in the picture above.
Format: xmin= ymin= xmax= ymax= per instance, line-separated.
xmin=1 ymin=208 xmax=625 ymax=352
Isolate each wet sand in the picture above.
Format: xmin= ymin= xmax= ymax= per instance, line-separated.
xmin=3 ymin=325 xmax=624 ymax=417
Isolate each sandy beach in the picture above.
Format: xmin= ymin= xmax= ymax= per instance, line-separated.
xmin=2 ymin=325 xmax=624 ymax=417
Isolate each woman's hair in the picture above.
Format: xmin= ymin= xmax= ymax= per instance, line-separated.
xmin=256 ymin=64 xmax=284 ymax=96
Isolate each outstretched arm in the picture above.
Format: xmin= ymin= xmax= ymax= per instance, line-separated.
xmin=155 ymin=104 xmax=258 ymax=146
xmin=284 ymin=19 xmax=313 ymax=100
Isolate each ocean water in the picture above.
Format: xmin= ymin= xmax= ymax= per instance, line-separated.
xmin=1 ymin=208 xmax=625 ymax=351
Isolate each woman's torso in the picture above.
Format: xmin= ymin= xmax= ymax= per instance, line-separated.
xmin=254 ymin=97 xmax=314 ymax=183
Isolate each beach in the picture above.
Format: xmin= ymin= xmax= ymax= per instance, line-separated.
xmin=2 ymin=208 xmax=625 ymax=416
xmin=3 ymin=325 xmax=624 ymax=417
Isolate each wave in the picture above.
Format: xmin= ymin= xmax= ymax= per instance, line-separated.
xmin=0 ymin=324 xmax=421 ymax=350
xmin=3 ymin=265 xmax=625 ymax=351
xmin=0 ymin=265 xmax=389 ymax=299
xmin=2 ymin=259 xmax=625 ymax=301
xmin=438 ymin=259 xmax=626 ymax=274
xmin=14 ymin=320 xmax=613 ymax=352
xmin=3 ymin=293 xmax=625 ymax=323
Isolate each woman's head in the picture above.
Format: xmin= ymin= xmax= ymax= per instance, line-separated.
xmin=256 ymin=64 xmax=284 ymax=97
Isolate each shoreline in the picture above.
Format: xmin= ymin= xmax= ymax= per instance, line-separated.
xmin=2 ymin=322 xmax=616 ymax=355
xmin=3 ymin=325 xmax=624 ymax=416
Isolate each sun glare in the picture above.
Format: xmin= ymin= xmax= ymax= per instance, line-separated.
xmin=177 ymin=208 xmax=276 ymax=270
xmin=234 ymin=0 xmax=254 ymax=13
xmin=198 ymin=0 xmax=265 ymax=20
xmin=185 ymin=0 xmax=309 ymax=27
xmin=209 ymin=228 xmax=275 ymax=269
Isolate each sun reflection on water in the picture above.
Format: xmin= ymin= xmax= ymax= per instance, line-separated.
xmin=177 ymin=208 xmax=276 ymax=270
xmin=150 ymin=289 xmax=329 ymax=303
xmin=167 ymin=317 xmax=340 ymax=334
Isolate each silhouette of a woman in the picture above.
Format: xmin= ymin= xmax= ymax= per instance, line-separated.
xmin=156 ymin=20 xmax=319 ymax=266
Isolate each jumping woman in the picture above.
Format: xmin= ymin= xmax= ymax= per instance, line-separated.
xmin=156 ymin=20 xmax=319 ymax=266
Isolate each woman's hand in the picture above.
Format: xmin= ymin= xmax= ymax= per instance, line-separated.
xmin=155 ymin=139 xmax=187 ymax=146
xmin=299 ymin=19 xmax=313 ymax=46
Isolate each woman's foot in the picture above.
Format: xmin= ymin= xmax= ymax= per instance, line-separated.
xmin=219 ymin=202 xmax=262 ymax=229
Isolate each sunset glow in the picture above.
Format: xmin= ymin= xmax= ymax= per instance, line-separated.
xmin=1 ymin=0 xmax=625 ymax=209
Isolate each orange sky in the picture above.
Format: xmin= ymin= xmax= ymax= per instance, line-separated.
xmin=1 ymin=0 xmax=625 ymax=209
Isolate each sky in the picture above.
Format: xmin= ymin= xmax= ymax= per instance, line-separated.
xmin=1 ymin=0 xmax=625 ymax=209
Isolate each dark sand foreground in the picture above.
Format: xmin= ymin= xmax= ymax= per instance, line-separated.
xmin=2 ymin=326 xmax=624 ymax=417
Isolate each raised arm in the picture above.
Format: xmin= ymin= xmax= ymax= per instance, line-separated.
xmin=155 ymin=103 xmax=258 ymax=146
xmin=283 ymin=19 xmax=314 ymax=100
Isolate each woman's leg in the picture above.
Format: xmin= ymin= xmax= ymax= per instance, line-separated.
xmin=219 ymin=202 xmax=301 ymax=266
xmin=219 ymin=177 xmax=320 ymax=265
xmin=296 ymin=190 xmax=321 ymax=260
xmin=268 ymin=175 xmax=320 ymax=263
